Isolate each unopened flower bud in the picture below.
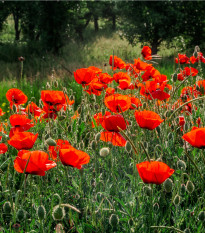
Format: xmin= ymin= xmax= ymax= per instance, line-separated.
xmin=177 ymin=160 xmax=186 ymax=171
xmin=17 ymin=209 xmax=25 ymax=221
xmin=173 ymin=194 xmax=181 ymax=206
xmin=52 ymin=206 xmax=65 ymax=221
xmin=3 ymin=201 xmax=11 ymax=214
xmin=198 ymin=211 xmax=205 ymax=221
xmin=46 ymin=138 xmax=56 ymax=146
xmin=125 ymin=141 xmax=132 ymax=153
xmin=186 ymin=180 xmax=195 ymax=193
xmin=164 ymin=178 xmax=173 ymax=193
xmin=109 ymin=214 xmax=119 ymax=226
xmin=95 ymin=132 xmax=101 ymax=141
xmin=37 ymin=205 xmax=46 ymax=220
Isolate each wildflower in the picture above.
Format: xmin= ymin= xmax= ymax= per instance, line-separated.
xmin=74 ymin=68 xmax=96 ymax=85
xmin=6 ymin=88 xmax=27 ymax=108
xmin=109 ymin=55 xmax=126 ymax=70
xmin=14 ymin=150 xmax=56 ymax=176
xmin=136 ymin=161 xmax=175 ymax=185
xmin=100 ymin=114 xmax=127 ymax=132
xmin=0 ymin=108 xmax=5 ymax=116
xmin=104 ymin=94 xmax=131 ymax=113
xmin=141 ymin=46 xmax=152 ymax=60
xmin=182 ymin=127 xmax=205 ymax=148
xmin=8 ymin=132 xmax=38 ymax=150
xmin=175 ymin=54 xmax=190 ymax=64
xmin=0 ymin=143 xmax=8 ymax=154
xmin=100 ymin=131 xmax=126 ymax=147
xmin=49 ymin=139 xmax=71 ymax=160
xmin=135 ymin=110 xmax=164 ymax=130
xmin=59 ymin=147 xmax=90 ymax=169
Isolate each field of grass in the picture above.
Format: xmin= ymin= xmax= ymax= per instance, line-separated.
xmin=0 ymin=16 xmax=204 ymax=233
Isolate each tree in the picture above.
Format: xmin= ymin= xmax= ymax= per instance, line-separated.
xmin=119 ymin=1 xmax=183 ymax=54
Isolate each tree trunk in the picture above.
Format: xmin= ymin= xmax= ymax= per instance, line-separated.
xmin=94 ymin=16 xmax=99 ymax=31
xmin=13 ymin=13 xmax=20 ymax=41
xmin=151 ymin=40 xmax=160 ymax=55
xmin=112 ymin=15 xmax=116 ymax=30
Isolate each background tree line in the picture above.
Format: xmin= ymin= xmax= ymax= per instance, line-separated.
xmin=0 ymin=0 xmax=204 ymax=54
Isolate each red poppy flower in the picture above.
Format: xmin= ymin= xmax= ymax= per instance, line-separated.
xmin=136 ymin=161 xmax=175 ymax=185
xmin=141 ymin=66 xmax=161 ymax=82
xmin=104 ymin=94 xmax=131 ymax=113
xmin=150 ymin=90 xmax=170 ymax=101
xmin=196 ymin=80 xmax=205 ymax=95
xmin=109 ymin=55 xmax=126 ymax=70
xmin=6 ymin=88 xmax=28 ymax=107
xmin=42 ymin=105 xmax=58 ymax=120
xmin=190 ymin=52 xmax=205 ymax=64
xmin=71 ymin=110 xmax=80 ymax=120
xmin=59 ymin=147 xmax=90 ymax=169
xmin=141 ymin=46 xmax=152 ymax=60
xmin=179 ymin=116 xmax=185 ymax=131
xmin=130 ymin=97 xmax=142 ymax=109
xmin=0 ymin=108 xmax=5 ymax=116
xmin=49 ymin=139 xmax=71 ymax=160
xmin=87 ymin=66 xmax=102 ymax=74
xmin=92 ymin=111 xmax=111 ymax=128
xmin=8 ymin=132 xmax=38 ymax=150
xmin=175 ymin=54 xmax=190 ymax=64
xmin=182 ymin=127 xmax=205 ymax=148
xmin=98 ymin=73 xmax=113 ymax=84
xmin=135 ymin=110 xmax=164 ymax=130
xmin=74 ymin=68 xmax=96 ymax=85
xmin=101 ymin=114 xmax=127 ymax=132
xmin=26 ymin=102 xmax=44 ymax=117
xmin=0 ymin=143 xmax=8 ymax=154
xmin=100 ymin=131 xmax=126 ymax=147
xmin=196 ymin=117 xmax=201 ymax=128
xmin=183 ymin=67 xmax=198 ymax=77
xmin=84 ymin=78 xmax=107 ymax=96
xmin=9 ymin=114 xmax=34 ymax=138
xmin=41 ymin=90 xmax=73 ymax=108
xmin=105 ymin=87 xmax=115 ymax=97
xmin=134 ymin=58 xmax=152 ymax=71
xmin=14 ymin=150 xmax=57 ymax=176
xmin=113 ymin=72 xmax=131 ymax=84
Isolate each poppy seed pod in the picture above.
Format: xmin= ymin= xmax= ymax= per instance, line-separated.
xmin=46 ymin=138 xmax=57 ymax=146
xmin=37 ymin=205 xmax=46 ymax=220
xmin=95 ymin=132 xmax=101 ymax=141
xmin=177 ymin=160 xmax=186 ymax=171
xmin=17 ymin=209 xmax=25 ymax=221
xmin=181 ymin=184 xmax=186 ymax=195
xmin=125 ymin=141 xmax=132 ymax=153
xmin=100 ymin=147 xmax=110 ymax=157
xmin=91 ymin=140 xmax=97 ymax=150
xmin=164 ymin=178 xmax=173 ymax=193
xmin=3 ymin=201 xmax=11 ymax=214
xmin=109 ymin=214 xmax=119 ymax=226
xmin=186 ymin=180 xmax=195 ymax=193
xmin=198 ymin=211 xmax=205 ymax=221
xmin=52 ymin=206 xmax=65 ymax=221
xmin=173 ymin=194 xmax=181 ymax=206
xmin=143 ymin=186 xmax=152 ymax=196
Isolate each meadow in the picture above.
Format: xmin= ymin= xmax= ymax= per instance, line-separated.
xmin=0 ymin=21 xmax=205 ymax=233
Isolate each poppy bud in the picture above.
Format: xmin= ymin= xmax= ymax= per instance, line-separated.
xmin=12 ymin=104 xmax=17 ymax=113
xmin=46 ymin=82 xmax=50 ymax=89
xmin=52 ymin=206 xmax=65 ymax=221
xmin=186 ymin=180 xmax=195 ymax=193
xmin=177 ymin=160 xmax=186 ymax=171
xmin=128 ymin=218 xmax=134 ymax=226
xmin=3 ymin=201 xmax=11 ymax=214
xmin=17 ymin=209 xmax=25 ymax=221
xmin=46 ymin=138 xmax=56 ymax=146
xmin=109 ymin=214 xmax=119 ymax=226
xmin=184 ymin=228 xmax=191 ymax=233
xmin=168 ymin=132 xmax=173 ymax=141
xmin=180 ymin=184 xmax=186 ymax=195
xmin=172 ymin=73 xmax=178 ymax=82
xmin=173 ymin=194 xmax=181 ymax=206
xmin=143 ymin=186 xmax=152 ymax=196
xmin=95 ymin=132 xmax=101 ymax=141
xmin=125 ymin=141 xmax=132 ymax=153
xmin=142 ymin=102 xmax=147 ymax=109
xmin=164 ymin=178 xmax=173 ymax=193
xmin=54 ymin=80 xmax=58 ymax=88
xmin=100 ymin=147 xmax=109 ymax=157
xmin=91 ymin=140 xmax=97 ymax=150
xmin=37 ymin=205 xmax=46 ymax=220
xmin=198 ymin=211 xmax=205 ymax=221
xmin=153 ymin=203 xmax=159 ymax=212
xmin=143 ymin=141 xmax=148 ymax=149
